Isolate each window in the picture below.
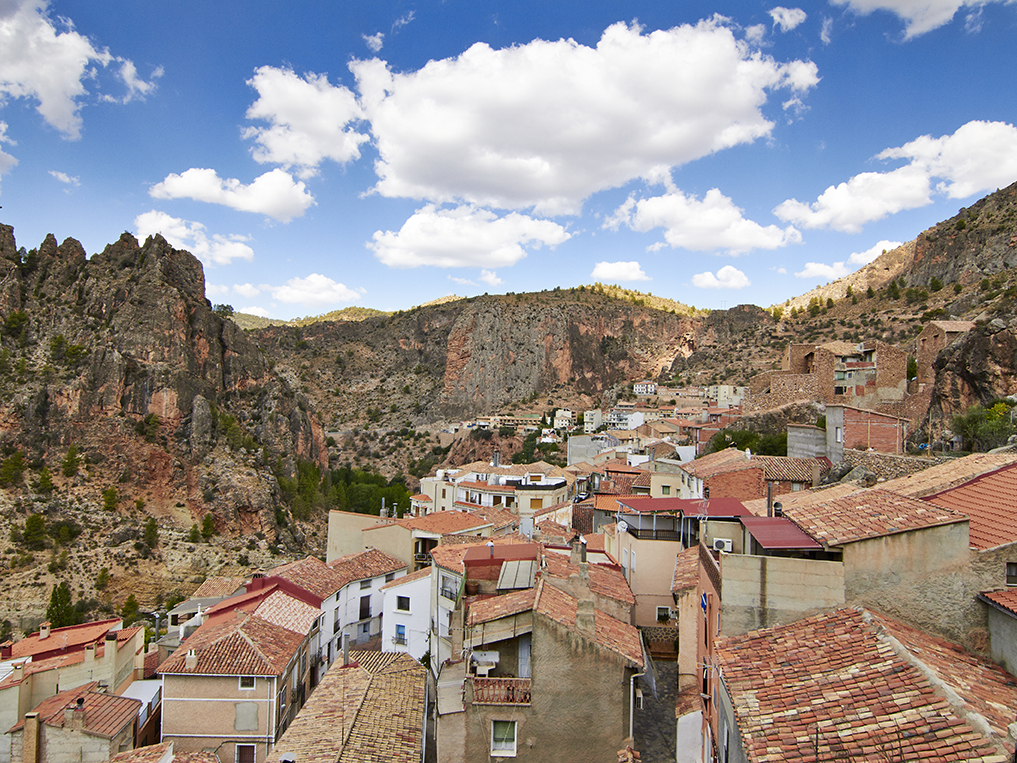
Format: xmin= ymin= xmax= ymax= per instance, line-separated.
xmin=238 ymin=676 xmax=255 ymax=690
xmin=491 ymin=720 xmax=517 ymax=756
xmin=360 ymin=595 xmax=371 ymax=620
xmin=835 ymin=427 xmax=843 ymax=443
xmin=360 ymin=579 xmax=371 ymax=590
xmin=394 ymin=624 xmax=407 ymax=645
xmin=397 ymin=596 xmax=410 ymax=612
xmin=385 ymin=573 xmax=395 ymax=582
xmin=236 ymin=745 xmax=256 ymax=763
xmin=657 ymin=606 xmax=671 ymax=622
xmin=440 ymin=574 xmax=458 ymax=600
xmin=1007 ymin=562 xmax=1017 ymax=585
xmin=661 ymin=485 xmax=670 ymax=496
xmin=361 ymin=622 xmax=370 ymax=634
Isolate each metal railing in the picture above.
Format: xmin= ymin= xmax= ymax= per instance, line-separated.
xmin=472 ymin=677 xmax=532 ymax=705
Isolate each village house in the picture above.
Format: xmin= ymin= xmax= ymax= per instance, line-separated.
xmin=712 ymin=607 xmax=1017 ymax=762
xmin=1 ymin=621 xmax=148 ymax=763
xmin=361 ymin=511 xmax=496 ymax=572
xmin=158 ymin=589 xmax=321 ymax=763
xmin=380 ymin=567 xmax=432 ymax=660
xmin=7 ymin=681 xmax=142 ymax=763
xmin=325 ymin=547 xmax=407 ymax=648
xmin=438 ymin=578 xmax=644 ymax=763
xmin=978 ymin=589 xmax=1017 ymax=676
xmin=265 ymin=652 xmax=425 ymax=763
xmin=674 ymin=447 xmax=828 ymax=501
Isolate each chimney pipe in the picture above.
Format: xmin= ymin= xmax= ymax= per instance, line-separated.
xmin=39 ymin=622 xmax=51 ymax=640
xmin=492 ymin=450 xmax=500 ymax=468
xmin=342 ymin=634 xmax=350 ymax=666
xmin=184 ymin=649 xmax=197 ymax=671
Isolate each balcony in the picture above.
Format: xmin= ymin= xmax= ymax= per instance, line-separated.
xmin=472 ymin=677 xmax=532 ymax=706
xmin=626 ymin=528 xmax=681 ymax=542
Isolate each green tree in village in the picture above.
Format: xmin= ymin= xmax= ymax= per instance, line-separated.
xmin=46 ymin=582 xmax=81 ymax=629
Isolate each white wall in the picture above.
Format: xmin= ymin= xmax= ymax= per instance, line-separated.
xmin=382 ymin=574 xmax=431 ymax=661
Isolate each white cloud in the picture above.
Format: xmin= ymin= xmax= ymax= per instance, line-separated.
xmin=828 ymin=0 xmax=1014 ymax=38
xmin=99 ymin=59 xmax=163 ymax=104
xmin=352 ymin=18 xmax=818 ymax=215
xmin=239 ymin=306 xmax=272 ymax=318
xmin=392 ymin=11 xmax=415 ymax=30
xmin=479 ymin=270 xmax=503 ymax=286
xmin=606 ymin=187 xmax=801 ymax=254
xmin=795 ymin=261 xmax=850 ymax=280
xmin=769 ymin=7 xmax=807 ymax=31
xmin=877 ymin=120 xmax=1017 ymax=199
xmin=0 ymin=121 xmax=18 ymax=189
xmin=820 ymin=17 xmax=834 ymax=43
xmin=0 ymin=0 xmax=158 ymax=139
xmin=848 ymin=239 xmax=903 ymax=265
xmin=233 ymin=283 xmax=261 ymax=298
xmin=775 ymin=266 xmax=788 ymax=274
xmin=692 ymin=265 xmax=750 ymax=289
xmin=363 ymin=33 xmax=384 ymax=52
xmin=49 ymin=169 xmax=78 ymax=186
xmin=134 ymin=210 xmax=255 ymax=266
xmin=149 ymin=167 xmax=315 ymax=222
xmin=590 ymin=261 xmax=650 ymax=282
xmin=774 ymin=120 xmax=1017 ymax=232
xmin=242 ymin=66 xmax=369 ymax=178
xmin=449 ymin=276 xmax=476 ymax=286
xmin=270 ymin=273 xmax=360 ymax=306
xmin=369 ymin=204 xmax=570 ymax=268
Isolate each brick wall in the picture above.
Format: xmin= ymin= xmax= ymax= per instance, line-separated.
xmin=842 ymin=407 xmax=906 ymax=454
xmin=705 ymin=466 xmax=765 ymax=501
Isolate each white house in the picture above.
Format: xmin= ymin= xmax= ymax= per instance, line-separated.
xmin=380 ymin=567 xmax=432 ymax=661
xmin=327 ymin=548 xmax=407 ymax=647
xmin=634 ymin=380 xmax=657 ymax=396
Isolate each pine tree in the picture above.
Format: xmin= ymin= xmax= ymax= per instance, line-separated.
xmin=46 ymin=582 xmax=80 ymax=629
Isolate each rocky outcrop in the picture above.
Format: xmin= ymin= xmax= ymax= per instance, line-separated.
xmin=931 ymin=321 xmax=1017 ymax=416
xmin=0 ymin=225 xmax=326 ymax=536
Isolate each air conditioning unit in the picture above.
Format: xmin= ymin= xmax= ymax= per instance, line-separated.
xmin=713 ymin=538 xmax=733 ymax=552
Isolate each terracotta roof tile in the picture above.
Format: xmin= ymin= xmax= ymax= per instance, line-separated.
xmin=751 ymin=455 xmax=828 ymax=483
xmin=671 ymin=547 xmax=699 ymax=593
xmin=430 ymin=536 xmax=532 ymax=573
xmin=715 ymin=608 xmax=1006 ymax=762
xmin=253 ymin=590 xmax=322 ymax=635
xmin=381 ymin=566 xmax=431 ymax=591
xmin=266 ymin=653 xmax=425 ymax=763
xmin=8 ymin=682 xmax=141 ymax=738
xmin=540 ymin=549 xmax=634 ymax=605
xmin=157 ymin=612 xmax=305 ymax=676
xmin=270 ymin=557 xmax=346 ymax=599
xmin=11 ymin=618 xmax=121 ymax=659
xmin=327 ymin=548 xmax=407 ymax=588
xmin=980 ymin=588 xmax=1017 ymax=616
xmin=467 ymin=588 xmax=538 ymax=625
xmin=384 ymin=510 xmax=492 ymax=535
xmin=923 ymin=462 xmax=1017 ymax=550
xmin=681 ymin=448 xmax=748 ymax=478
xmin=534 ymin=581 xmax=643 ymax=666
xmin=190 ymin=576 xmax=247 ymax=599
xmin=112 ymin=742 xmax=219 ymax=763
xmin=783 ymin=487 xmax=966 ymax=546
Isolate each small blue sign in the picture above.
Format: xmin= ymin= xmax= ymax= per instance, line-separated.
xmin=700 ymin=592 xmax=707 ymax=613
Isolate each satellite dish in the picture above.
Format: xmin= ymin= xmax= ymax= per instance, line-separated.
xmin=617 ymin=521 xmax=629 ymax=534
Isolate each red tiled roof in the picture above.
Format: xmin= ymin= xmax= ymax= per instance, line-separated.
xmin=157 ymin=612 xmax=305 ymax=676
xmin=534 ymin=582 xmax=642 ymax=667
xmin=467 ymin=588 xmax=538 ymax=626
xmin=112 ymin=742 xmax=219 ymax=763
xmin=430 ymin=536 xmax=533 ymax=573
xmin=671 ymin=547 xmax=699 ymax=593
xmin=535 ymin=519 xmax=572 ymax=540
xmin=681 ymin=448 xmax=748 ymax=478
xmin=979 ymin=588 xmax=1017 ymax=617
xmin=410 ymin=493 xmax=432 ymax=502
xmin=923 ymin=461 xmax=1017 ymax=550
xmin=716 ymin=608 xmax=1006 ymax=762
xmin=785 ymin=487 xmax=966 ymax=546
xmin=327 ymin=548 xmax=407 ymax=588
xmin=539 ymin=549 xmax=634 ymax=605
xmin=8 ymin=682 xmax=141 ymax=738
xmin=11 ymin=618 xmax=121 ymax=659
xmin=740 ymin=516 xmax=822 ymax=549
xmin=270 ymin=556 xmax=346 ymax=599
xmin=388 ymin=510 xmax=492 ymax=535
xmin=381 ymin=566 xmax=431 ymax=591
xmin=190 ymin=576 xmax=247 ymax=599
xmin=253 ymin=590 xmax=322 ymax=635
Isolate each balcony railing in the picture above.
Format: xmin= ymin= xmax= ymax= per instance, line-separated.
xmin=472 ymin=677 xmax=532 ymax=705
xmin=626 ymin=528 xmax=682 ymax=542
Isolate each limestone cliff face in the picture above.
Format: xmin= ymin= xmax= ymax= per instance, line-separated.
xmin=0 ymin=225 xmax=326 ymax=535
xmin=258 ymin=290 xmax=739 ymax=422
xmin=908 ymin=179 xmax=1017 ymax=288
xmin=931 ymin=323 xmax=1017 ymax=416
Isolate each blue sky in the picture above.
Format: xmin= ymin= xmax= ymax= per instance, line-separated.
xmin=1 ymin=0 xmax=1017 ymax=319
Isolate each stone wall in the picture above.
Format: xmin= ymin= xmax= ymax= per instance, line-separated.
xmin=719 ymin=554 xmax=845 ymax=637
xmin=841 ymin=449 xmax=943 ymax=480
xmin=787 ymin=424 xmax=826 ymax=459
xmin=743 ymin=374 xmax=819 ymax=412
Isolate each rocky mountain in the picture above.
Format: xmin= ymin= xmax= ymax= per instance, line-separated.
xmin=0 ymin=226 xmax=327 ymax=632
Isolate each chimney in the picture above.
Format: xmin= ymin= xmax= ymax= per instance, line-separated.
xmin=23 ymin=713 xmax=40 ymax=763
xmin=811 ymin=461 xmax=821 ymax=488
xmin=84 ymin=642 xmax=96 ymax=663
xmin=342 ymin=634 xmax=350 ymax=667
xmin=184 ymin=649 xmax=197 ymax=671
xmin=104 ymin=632 xmax=117 ymax=668
xmin=12 ymin=662 xmax=24 ymax=683
xmin=64 ymin=697 xmax=86 ymax=731
xmin=575 ymin=598 xmax=595 ymax=637
xmin=570 ymin=535 xmax=587 ymax=566
xmin=39 ymin=622 xmax=50 ymax=640
xmin=0 ymin=640 xmax=11 ymax=660
xmin=492 ymin=450 xmax=500 ymax=468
